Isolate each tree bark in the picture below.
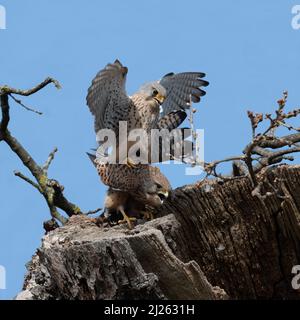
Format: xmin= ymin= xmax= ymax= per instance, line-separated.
xmin=16 ymin=165 xmax=300 ymax=300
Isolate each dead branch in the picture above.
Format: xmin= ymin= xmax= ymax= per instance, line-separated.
xmin=204 ymin=91 xmax=300 ymax=195
xmin=84 ymin=208 xmax=102 ymax=216
xmin=0 ymin=77 xmax=61 ymax=96
xmin=14 ymin=170 xmax=42 ymax=192
xmin=8 ymin=94 xmax=43 ymax=115
xmin=42 ymin=147 xmax=58 ymax=172
xmin=0 ymin=78 xmax=98 ymax=228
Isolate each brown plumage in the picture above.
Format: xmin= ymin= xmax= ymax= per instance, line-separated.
xmin=86 ymin=60 xmax=209 ymax=164
xmin=86 ymin=59 xmax=209 ymax=228
xmin=87 ymin=154 xmax=171 ymax=228
xmin=96 ymin=161 xmax=171 ymax=208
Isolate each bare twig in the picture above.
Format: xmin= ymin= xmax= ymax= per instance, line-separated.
xmin=0 ymin=77 xmax=61 ymax=96
xmin=43 ymin=147 xmax=58 ymax=173
xmin=84 ymin=208 xmax=102 ymax=216
xmin=204 ymin=156 xmax=246 ymax=174
xmin=0 ymin=94 xmax=9 ymax=134
xmin=277 ymin=121 xmax=300 ymax=132
xmin=247 ymin=111 xmax=263 ymax=138
xmin=14 ymin=170 xmax=42 ymax=192
xmin=9 ymin=94 xmax=43 ymax=115
xmin=188 ymin=94 xmax=198 ymax=164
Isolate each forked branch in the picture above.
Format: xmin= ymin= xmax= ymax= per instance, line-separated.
xmin=0 ymin=78 xmax=99 ymax=228
xmin=203 ymin=91 xmax=300 ymax=197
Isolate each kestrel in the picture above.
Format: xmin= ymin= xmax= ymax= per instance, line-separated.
xmin=103 ymin=188 xmax=166 ymax=226
xmin=86 ymin=60 xmax=209 ymax=163
xmin=87 ymin=153 xmax=171 ymax=229
xmin=86 ymin=59 xmax=209 ymax=228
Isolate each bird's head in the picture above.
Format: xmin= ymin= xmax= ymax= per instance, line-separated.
xmin=155 ymin=181 xmax=170 ymax=203
xmin=144 ymin=168 xmax=171 ymax=208
xmin=139 ymin=82 xmax=166 ymax=105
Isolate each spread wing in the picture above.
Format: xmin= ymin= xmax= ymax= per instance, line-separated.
xmin=159 ymin=72 xmax=209 ymax=116
xmin=86 ymin=60 xmax=131 ymax=133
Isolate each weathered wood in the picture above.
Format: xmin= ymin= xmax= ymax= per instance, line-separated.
xmin=159 ymin=165 xmax=300 ymax=299
xmin=17 ymin=165 xmax=300 ymax=300
xmin=16 ymin=215 xmax=221 ymax=300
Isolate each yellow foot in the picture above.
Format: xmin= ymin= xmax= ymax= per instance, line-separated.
xmin=118 ymin=217 xmax=136 ymax=229
xmin=118 ymin=206 xmax=136 ymax=229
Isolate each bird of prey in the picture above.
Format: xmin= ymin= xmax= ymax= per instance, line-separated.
xmin=86 ymin=59 xmax=209 ymax=228
xmin=88 ymin=153 xmax=171 ymax=229
xmin=103 ymin=188 xmax=164 ymax=226
xmin=86 ymin=59 xmax=209 ymax=164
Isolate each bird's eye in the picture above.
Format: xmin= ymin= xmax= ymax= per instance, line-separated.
xmin=155 ymin=182 xmax=162 ymax=189
xmin=152 ymin=89 xmax=158 ymax=96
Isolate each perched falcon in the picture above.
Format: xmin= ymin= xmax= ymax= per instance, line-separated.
xmin=86 ymin=60 xmax=209 ymax=163
xmin=88 ymin=153 xmax=171 ymax=228
xmin=86 ymin=59 xmax=209 ymax=228
xmin=103 ymin=188 xmax=165 ymax=226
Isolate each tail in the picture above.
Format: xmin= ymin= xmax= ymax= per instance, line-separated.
xmin=157 ymin=110 xmax=187 ymax=131
xmin=165 ymin=128 xmax=194 ymax=162
xmin=151 ymin=128 xmax=194 ymax=163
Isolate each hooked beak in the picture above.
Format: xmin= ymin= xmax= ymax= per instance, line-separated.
xmin=157 ymin=190 xmax=169 ymax=202
xmin=154 ymin=93 xmax=166 ymax=105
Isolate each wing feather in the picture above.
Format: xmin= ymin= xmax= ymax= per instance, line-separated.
xmin=159 ymin=71 xmax=209 ymax=116
xmin=86 ymin=60 xmax=130 ymax=133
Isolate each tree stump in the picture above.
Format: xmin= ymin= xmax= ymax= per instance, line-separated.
xmin=16 ymin=165 xmax=300 ymax=300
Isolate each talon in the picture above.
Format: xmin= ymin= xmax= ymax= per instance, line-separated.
xmin=118 ymin=217 xmax=136 ymax=229
xmin=118 ymin=206 xmax=136 ymax=229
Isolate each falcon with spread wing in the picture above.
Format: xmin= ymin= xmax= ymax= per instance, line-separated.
xmin=86 ymin=59 xmax=209 ymax=228
xmin=86 ymin=60 xmax=209 ymax=163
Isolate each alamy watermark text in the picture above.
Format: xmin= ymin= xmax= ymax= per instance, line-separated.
xmin=292 ymin=5 xmax=300 ymax=30
xmin=292 ymin=265 xmax=300 ymax=290
xmin=0 ymin=5 xmax=6 ymax=30
xmin=0 ymin=265 xmax=6 ymax=290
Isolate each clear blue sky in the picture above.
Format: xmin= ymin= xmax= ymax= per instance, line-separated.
xmin=1 ymin=0 xmax=300 ymax=299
